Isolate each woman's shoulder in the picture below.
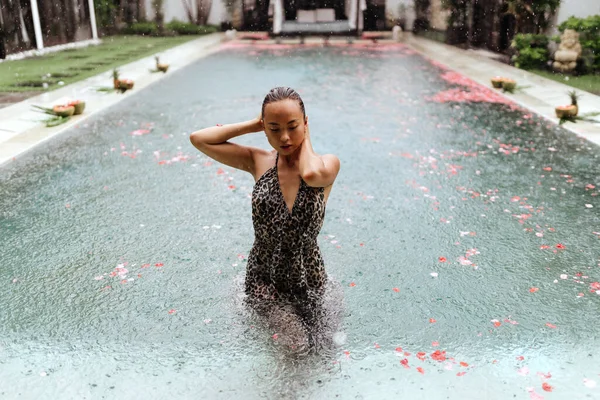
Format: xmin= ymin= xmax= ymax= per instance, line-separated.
xmin=252 ymin=150 xmax=277 ymax=182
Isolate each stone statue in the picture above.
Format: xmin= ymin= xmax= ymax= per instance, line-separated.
xmin=553 ymin=29 xmax=582 ymax=73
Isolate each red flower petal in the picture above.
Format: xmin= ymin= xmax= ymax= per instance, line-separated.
xmin=349 ymin=282 xmax=356 ymax=287
xmin=416 ymin=367 xmax=425 ymax=374
xmin=431 ymin=350 xmax=447 ymax=362
xmin=393 ymin=287 xmax=400 ymax=292
xmin=529 ymin=287 xmax=539 ymax=293
xmin=460 ymin=361 xmax=469 ymax=367
xmin=438 ymin=256 xmax=447 ymax=262
xmin=429 ymin=318 xmax=437 ymax=323
xmin=457 ymin=371 xmax=467 ymax=376
xmin=556 ymin=243 xmax=566 ymax=249
xmin=546 ymin=323 xmax=557 ymax=329
xmin=542 ymin=382 xmax=553 ymax=392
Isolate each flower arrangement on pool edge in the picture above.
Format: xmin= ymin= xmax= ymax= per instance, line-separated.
xmin=555 ymin=90 xmax=579 ymax=119
xmin=151 ymin=56 xmax=169 ymax=73
xmin=112 ymin=68 xmax=135 ymax=92
xmin=31 ymin=100 xmax=86 ymax=127
xmin=554 ymin=90 xmax=600 ymax=125
xmin=490 ymin=76 xmax=517 ymax=93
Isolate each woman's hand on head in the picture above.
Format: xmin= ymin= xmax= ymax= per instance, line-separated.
xmin=255 ymin=113 xmax=264 ymax=132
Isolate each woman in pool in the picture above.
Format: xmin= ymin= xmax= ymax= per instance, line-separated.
xmin=189 ymin=87 xmax=340 ymax=346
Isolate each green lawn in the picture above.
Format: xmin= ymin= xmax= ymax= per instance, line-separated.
xmin=0 ymin=35 xmax=203 ymax=93
xmin=531 ymin=69 xmax=600 ymax=95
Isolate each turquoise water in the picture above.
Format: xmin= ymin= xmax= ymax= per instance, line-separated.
xmin=1 ymin=42 xmax=599 ymax=399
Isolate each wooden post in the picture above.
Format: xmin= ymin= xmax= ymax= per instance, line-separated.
xmin=30 ymin=0 xmax=44 ymax=49
xmin=88 ymin=0 xmax=99 ymax=39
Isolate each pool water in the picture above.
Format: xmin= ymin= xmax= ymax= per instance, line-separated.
xmin=1 ymin=42 xmax=599 ymax=399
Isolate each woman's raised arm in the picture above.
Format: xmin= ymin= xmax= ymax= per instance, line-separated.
xmin=189 ymin=117 xmax=269 ymax=176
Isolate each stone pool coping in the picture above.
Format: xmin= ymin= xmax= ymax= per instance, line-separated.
xmin=402 ymin=34 xmax=600 ymax=147
xmin=2 ymin=33 xmax=599 ymax=168
xmin=0 ymin=33 xmax=225 ymax=167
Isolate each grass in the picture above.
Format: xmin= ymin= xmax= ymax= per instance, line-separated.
xmin=530 ymin=69 xmax=600 ymax=95
xmin=0 ymin=35 xmax=203 ymax=93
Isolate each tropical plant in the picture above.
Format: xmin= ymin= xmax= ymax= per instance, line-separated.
xmin=152 ymin=0 xmax=165 ymax=34
xmin=510 ymin=33 xmax=549 ymax=69
xmin=505 ymin=0 xmax=560 ymax=34
xmin=412 ymin=0 xmax=431 ymax=33
xmin=568 ymin=90 xmax=580 ymax=106
xmin=123 ymin=22 xmax=159 ymax=35
xmin=166 ymin=20 xmax=218 ymax=34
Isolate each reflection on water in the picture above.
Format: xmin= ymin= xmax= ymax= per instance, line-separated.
xmin=1 ymin=43 xmax=600 ymax=399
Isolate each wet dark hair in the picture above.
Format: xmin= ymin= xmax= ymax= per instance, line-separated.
xmin=261 ymin=87 xmax=306 ymax=119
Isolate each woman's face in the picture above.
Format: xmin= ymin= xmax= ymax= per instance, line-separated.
xmin=262 ymin=99 xmax=307 ymax=156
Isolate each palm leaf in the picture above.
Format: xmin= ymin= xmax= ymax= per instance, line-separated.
xmin=44 ymin=116 xmax=71 ymax=127
xmin=31 ymin=105 xmax=57 ymax=116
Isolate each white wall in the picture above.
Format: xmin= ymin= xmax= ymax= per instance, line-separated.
xmin=385 ymin=0 xmax=415 ymax=30
xmin=429 ymin=0 xmax=448 ymax=30
xmin=556 ymin=0 xmax=599 ymax=25
xmin=145 ymin=0 xmax=226 ymax=26
xmin=207 ymin=0 xmax=226 ymax=26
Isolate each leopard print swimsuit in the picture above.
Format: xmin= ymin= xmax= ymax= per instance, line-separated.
xmin=245 ymin=152 xmax=327 ymax=309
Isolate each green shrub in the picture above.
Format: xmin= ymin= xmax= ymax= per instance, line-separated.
xmin=165 ymin=20 xmax=218 ymax=35
xmin=124 ymin=22 xmax=159 ymax=36
xmin=558 ymin=15 xmax=600 ymax=71
xmin=511 ymin=34 xmax=549 ymax=70
xmin=123 ymin=20 xmax=218 ymax=37
xmin=94 ymin=0 xmax=117 ymax=34
xmin=558 ymin=14 xmax=600 ymax=33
